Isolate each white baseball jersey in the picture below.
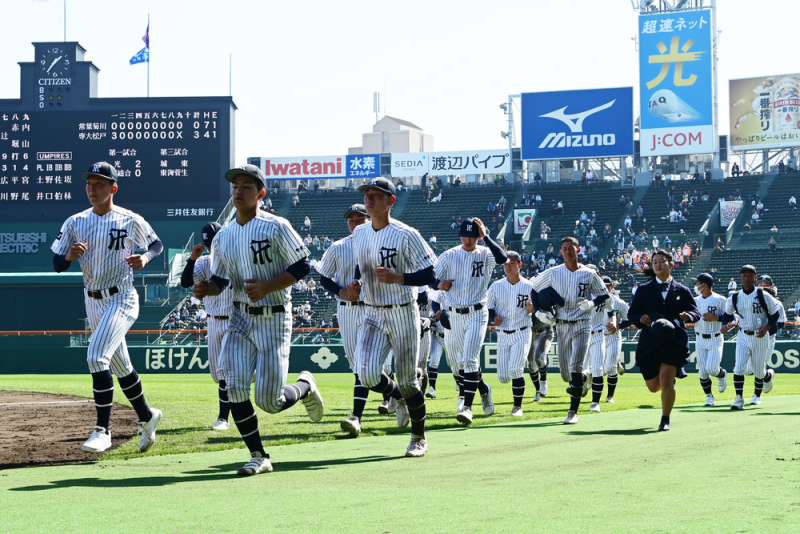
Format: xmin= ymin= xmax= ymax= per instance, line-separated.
xmin=724 ymin=289 xmax=779 ymax=331
xmin=194 ymin=255 xmax=233 ymax=316
xmin=693 ymin=293 xmax=727 ymax=335
xmin=776 ymin=301 xmax=787 ymax=324
xmin=590 ymin=297 xmax=614 ymax=333
xmin=434 ymin=245 xmax=497 ymax=306
xmin=351 ymin=220 xmax=436 ymax=306
xmin=609 ymin=295 xmax=629 ymax=331
xmin=530 ymin=264 xmax=608 ymax=321
xmin=315 ymin=234 xmax=358 ymax=302
xmin=211 ymin=212 xmax=309 ymax=306
xmin=487 ymin=277 xmax=534 ymax=331
xmin=51 ymin=206 xmax=158 ymax=290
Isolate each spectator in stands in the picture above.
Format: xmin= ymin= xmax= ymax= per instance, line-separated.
xmin=664 ymin=236 xmax=672 ymax=249
xmin=498 ymin=212 xmax=505 ymax=227
xmin=347 ymin=179 xmax=354 ymax=190
xmin=586 ymin=169 xmax=594 ymax=185
xmin=779 ymin=160 xmax=786 ymax=174
xmin=533 ymin=172 xmax=542 ymax=185
xmin=535 ymin=193 xmax=542 ymax=205
xmin=498 ymin=195 xmax=507 ymax=210
xmin=309 ymin=256 xmax=318 ymax=269
xmin=431 ymin=189 xmax=442 ymax=203
xmin=303 ymin=216 xmax=312 ymax=231
xmin=396 ymin=179 xmax=405 ymax=192
xmin=756 ymin=199 xmax=764 ymax=214
xmin=619 ymin=194 xmax=627 ymax=208
xmin=263 ymin=196 xmax=272 ymax=211
xmin=556 ymin=200 xmax=564 ymax=216
xmin=768 ymin=236 xmax=777 ymax=253
xmin=540 ymin=230 xmax=548 ymax=240
xmin=693 ymin=170 xmax=701 ymax=181
xmin=751 ymin=210 xmax=760 ymax=225
xmin=314 ymin=181 xmax=321 ymax=194
xmin=487 ymin=201 xmax=496 ymax=212
xmin=303 ymin=234 xmax=312 ymax=247
xmin=430 ymin=234 xmax=437 ymax=244
xmin=795 ymin=299 xmax=800 ymax=318
xmin=728 ymin=278 xmax=737 ymax=292
xmin=715 ymin=237 xmax=725 ymax=252
xmin=580 ymin=211 xmax=589 ymax=223
xmin=307 ymin=278 xmax=317 ymax=292
xmin=679 ymin=214 xmax=688 ymax=230
xmin=742 ymin=222 xmax=752 ymax=232
xmin=450 ymin=217 xmax=458 ymax=229
xmin=731 ymin=162 xmax=740 ymax=177
xmin=323 ymin=236 xmax=332 ymax=250
xmin=770 ymin=225 xmax=779 ymax=232
xmin=293 ymin=193 xmax=300 ymax=206
xmin=624 ymin=214 xmax=632 ymax=228
xmin=790 ymin=195 xmax=797 ymax=210
xmin=312 ymin=235 xmax=320 ymax=251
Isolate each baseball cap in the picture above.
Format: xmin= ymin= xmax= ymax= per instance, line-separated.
xmin=344 ymin=203 xmax=368 ymax=218
xmin=224 ymin=164 xmax=267 ymax=188
xmin=601 ymin=276 xmax=614 ymax=286
xmin=459 ymin=218 xmax=480 ymax=238
xmin=358 ymin=177 xmax=396 ymax=196
xmin=81 ymin=161 xmax=119 ymax=183
xmin=740 ymin=264 xmax=757 ymax=275
xmin=506 ymin=251 xmax=522 ymax=263
xmin=758 ymin=274 xmax=774 ymax=285
xmin=201 ymin=222 xmax=222 ymax=248
xmin=696 ymin=273 xmax=714 ymax=287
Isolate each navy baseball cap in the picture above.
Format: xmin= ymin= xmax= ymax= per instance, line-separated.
xmin=601 ymin=276 xmax=614 ymax=286
xmin=740 ymin=264 xmax=757 ymax=275
xmin=344 ymin=203 xmax=368 ymax=218
xmin=506 ymin=251 xmax=522 ymax=263
xmin=758 ymin=274 xmax=774 ymax=285
xmin=459 ymin=218 xmax=480 ymax=238
xmin=696 ymin=273 xmax=715 ymax=287
xmin=225 ymin=164 xmax=266 ymax=188
xmin=358 ymin=177 xmax=396 ymax=196
xmin=81 ymin=161 xmax=119 ymax=183
xmin=201 ymin=222 xmax=222 ymax=248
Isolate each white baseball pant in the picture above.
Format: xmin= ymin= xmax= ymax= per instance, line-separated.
xmin=588 ymin=330 xmax=606 ymax=378
xmin=428 ymin=329 xmax=445 ymax=368
xmin=527 ymin=327 xmax=554 ymax=371
xmin=555 ymin=320 xmax=591 ymax=382
xmin=604 ymin=333 xmax=622 ymax=375
xmin=733 ymin=333 xmax=770 ymax=379
xmin=496 ymin=329 xmax=533 ymax=383
xmin=338 ymin=302 xmax=366 ymax=370
xmin=695 ymin=334 xmax=724 ymax=380
xmin=85 ymin=285 xmax=138 ymax=378
xmin=448 ymin=307 xmax=489 ymax=374
xmin=206 ymin=316 xmax=229 ymax=383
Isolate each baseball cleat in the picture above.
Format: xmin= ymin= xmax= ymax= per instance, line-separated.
xmin=704 ymin=394 xmax=715 ymax=407
xmin=606 ymin=396 xmax=615 ymax=403
xmin=539 ymin=380 xmax=548 ymax=396
xmin=480 ymin=384 xmax=495 ymax=416
xmin=426 ymin=387 xmax=437 ymax=399
xmin=138 ymin=407 xmax=162 ymax=452
xmin=763 ymin=369 xmax=775 ymax=394
xmin=533 ymin=391 xmax=542 ymax=402
xmin=298 ymin=371 xmax=325 ymax=422
xmin=405 ymin=437 xmax=428 ymax=458
xmin=510 ymin=406 xmax=523 ymax=417
xmin=563 ymin=410 xmax=578 ymax=424
xmin=81 ymin=426 xmax=112 ymax=453
xmin=456 ymin=396 xmax=465 ymax=413
xmin=750 ymin=394 xmax=762 ymax=405
xmin=340 ymin=414 xmax=361 ymax=437
xmin=237 ymin=451 xmax=272 ymax=476
xmin=658 ymin=421 xmax=670 ymax=431
xmin=419 ymin=371 xmax=429 ymax=396
xmin=457 ymin=407 xmax=473 ymax=425
xmin=730 ymin=395 xmax=745 ymax=410
xmin=589 ymin=402 xmax=601 ymax=413
xmin=378 ymin=400 xmax=390 ymax=414
xmin=618 ymin=363 xmax=625 ymax=376
xmin=211 ymin=418 xmax=230 ymax=431
xmin=387 ymin=398 xmax=397 ymax=414
xmin=395 ymin=399 xmax=410 ymax=429
xmin=717 ymin=371 xmax=728 ymax=393
xmin=581 ymin=372 xmax=591 ymax=397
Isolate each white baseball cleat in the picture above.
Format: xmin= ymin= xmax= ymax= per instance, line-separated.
xmin=605 ymin=396 xmax=615 ymax=404
xmin=717 ymin=371 xmax=728 ymax=393
xmin=480 ymin=384 xmax=495 ymax=416
xmin=340 ymin=414 xmax=361 ymax=437
xmin=456 ymin=396 xmax=465 ymax=413
xmin=750 ymin=394 xmax=762 ymax=405
xmin=426 ymin=387 xmax=437 ymax=399
xmin=387 ymin=398 xmax=397 ymax=414
xmin=618 ymin=363 xmax=625 ymax=376
xmin=377 ymin=400 xmax=390 ymax=414
xmin=533 ymin=392 xmax=542 ymax=402
xmin=237 ymin=451 xmax=272 ymax=476
xmin=563 ymin=410 xmax=578 ymax=424
xmin=395 ymin=399 xmax=410 ymax=429
xmin=298 ymin=371 xmax=324 ymax=422
xmin=730 ymin=395 xmax=745 ymax=410
xmin=81 ymin=426 xmax=111 ymax=453
xmin=763 ymin=369 xmax=775 ymax=394
xmin=589 ymin=402 xmax=601 ymax=413
xmin=510 ymin=406 xmax=523 ymax=417
xmin=539 ymin=380 xmax=548 ymax=396
xmin=704 ymin=394 xmax=715 ymax=407
xmin=211 ymin=418 xmax=230 ymax=431
xmin=405 ymin=437 xmax=428 ymax=458
xmin=138 ymin=408 xmax=162 ymax=452
xmin=457 ymin=406 xmax=473 ymax=425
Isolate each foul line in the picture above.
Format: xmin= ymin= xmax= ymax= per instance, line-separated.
xmin=0 ymin=400 xmax=93 ymax=406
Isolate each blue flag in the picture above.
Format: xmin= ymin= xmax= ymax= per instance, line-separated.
xmin=129 ymin=46 xmax=149 ymax=65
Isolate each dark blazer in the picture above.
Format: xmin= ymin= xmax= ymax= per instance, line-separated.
xmin=628 ymin=277 xmax=700 ymax=368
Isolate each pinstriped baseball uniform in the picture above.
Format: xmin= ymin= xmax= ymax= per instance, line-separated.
xmin=724 ymin=289 xmax=779 ymax=378
xmin=211 ymin=212 xmax=309 ymax=411
xmin=194 ymin=255 xmax=233 ymax=384
xmin=768 ymin=300 xmax=786 ymax=365
xmin=416 ymin=287 xmax=433 ymax=373
xmin=352 ymin=219 xmax=436 ymax=397
xmin=693 ymin=292 xmax=727 ymax=379
xmin=604 ymin=295 xmax=629 ymax=375
xmin=527 ymin=318 xmax=554 ymax=372
xmin=315 ymin=234 xmax=364 ymax=369
xmin=488 ymin=276 xmax=534 ymax=383
xmin=51 ymin=206 xmax=158 ymax=376
xmin=434 ymin=245 xmax=496 ymax=374
xmin=531 ymin=264 xmax=607 ymax=382
xmin=588 ymin=296 xmax=614 ymax=377
xmin=427 ymin=289 xmax=446 ymax=370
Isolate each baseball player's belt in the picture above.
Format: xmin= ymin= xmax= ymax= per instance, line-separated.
xmin=233 ymin=301 xmax=286 ymax=316
xmin=556 ymin=318 xmax=587 ymax=325
xmin=742 ymin=330 xmax=756 ymax=336
xmin=339 ymin=301 xmax=365 ymax=307
xmin=700 ymin=333 xmax=721 ymax=339
xmin=86 ymin=286 xmax=119 ymax=299
xmin=449 ymin=303 xmax=483 ymax=314
xmin=210 ymin=315 xmax=230 ymax=320
xmin=436 ymin=331 xmax=445 ymax=338
xmin=591 ymin=329 xmax=604 ymax=335
xmin=365 ymin=301 xmax=412 ymax=309
xmin=501 ymin=326 xmax=529 ymax=334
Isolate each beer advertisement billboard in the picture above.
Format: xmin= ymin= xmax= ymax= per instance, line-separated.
xmin=729 ymin=74 xmax=800 ymax=151
xmin=638 ymin=9 xmax=714 ymax=157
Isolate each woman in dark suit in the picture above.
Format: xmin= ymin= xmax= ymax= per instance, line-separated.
xmin=628 ymin=249 xmax=700 ymax=431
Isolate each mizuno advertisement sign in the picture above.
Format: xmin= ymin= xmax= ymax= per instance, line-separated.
xmin=520 ymin=87 xmax=634 ymax=160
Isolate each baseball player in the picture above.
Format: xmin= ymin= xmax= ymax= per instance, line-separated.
xmin=315 ymin=204 xmax=371 ymax=437
xmin=756 ymin=275 xmax=786 ymax=381
xmin=435 ymin=217 xmax=508 ymax=425
xmin=692 ymin=273 xmax=729 ymax=407
xmin=180 ymin=222 xmax=233 ymax=430
xmin=587 ymin=273 xmax=617 ymax=413
xmin=51 ymin=161 xmax=164 ymax=454
xmin=529 ymin=236 xmax=608 ymax=425
xmin=602 ymin=277 xmax=629 ymax=404
xmin=346 ymin=177 xmax=436 ymax=457
xmin=721 ymin=265 xmax=779 ymax=410
xmin=194 ymin=164 xmax=324 ymax=476
xmin=487 ymin=251 xmax=534 ymax=416
xmin=425 ymin=289 xmax=447 ymax=398
xmin=526 ymin=314 xmax=553 ymax=401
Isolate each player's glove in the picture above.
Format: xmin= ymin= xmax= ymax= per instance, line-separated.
xmin=534 ymin=310 xmax=556 ymax=326
xmin=578 ymin=300 xmax=596 ymax=312
xmin=419 ymin=317 xmax=432 ymax=337
xmin=439 ymin=310 xmax=452 ymax=330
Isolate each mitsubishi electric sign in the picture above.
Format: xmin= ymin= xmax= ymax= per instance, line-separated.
xmin=520 ymin=87 xmax=634 ymax=160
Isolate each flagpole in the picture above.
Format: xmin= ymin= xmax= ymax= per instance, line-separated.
xmin=146 ymin=13 xmax=150 ymax=98
xmin=229 ymin=53 xmax=232 ymax=97
xmin=63 ymin=0 xmax=66 ymax=41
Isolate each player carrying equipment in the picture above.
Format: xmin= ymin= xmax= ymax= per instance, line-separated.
xmin=602 ymin=276 xmax=630 ymax=403
xmin=692 ymin=273 xmax=729 ymax=407
xmin=586 ymin=269 xmax=617 ymax=413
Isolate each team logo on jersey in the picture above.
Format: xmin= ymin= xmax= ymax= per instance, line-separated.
xmin=516 ymin=294 xmax=528 ymax=308
xmin=472 ymin=260 xmax=484 ymax=277
xmin=107 ymin=228 xmax=128 ymax=251
xmin=707 ymin=306 xmax=716 ymax=314
xmin=752 ymin=302 xmax=763 ymax=314
xmin=578 ymin=282 xmax=589 ymax=298
xmin=56 ymin=231 xmax=63 ymax=240
xmin=379 ymin=247 xmax=398 ymax=268
xmin=250 ymin=238 xmax=273 ymax=264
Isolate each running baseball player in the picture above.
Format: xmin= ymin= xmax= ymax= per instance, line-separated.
xmin=721 ymin=265 xmax=779 ymax=410
xmin=349 ymin=177 xmax=437 ymax=457
xmin=315 ymin=204 xmax=371 ymax=437
xmin=692 ymin=273 xmax=729 ymax=407
xmin=756 ymin=275 xmax=785 ymax=380
xmin=425 ymin=289 xmax=447 ymax=399
xmin=526 ymin=312 xmax=554 ymax=401
xmin=51 ymin=161 xmax=164 ymax=454
xmin=587 ymin=272 xmax=617 ymax=413
xmin=602 ymin=276 xmax=629 ymax=403
xmin=435 ymin=217 xmax=507 ymax=425
xmin=487 ymin=251 xmax=534 ymax=416
xmin=529 ymin=236 xmax=608 ymax=424
xmin=180 ymin=222 xmax=233 ymax=430
xmin=194 ymin=164 xmax=324 ymax=476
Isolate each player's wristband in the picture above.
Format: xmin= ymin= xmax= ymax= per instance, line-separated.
xmin=53 ymin=253 xmax=71 ymax=273
xmin=403 ymin=265 xmax=436 ymax=287
xmin=143 ymin=239 xmax=164 ymax=263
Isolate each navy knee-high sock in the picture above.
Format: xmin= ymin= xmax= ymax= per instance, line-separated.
xmin=511 ymin=377 xmax=525 ymax=407
xmin=217 ymin=379 xmax=230 ymax=421
xmin=369 ymin=373 xmax=403 ymax=400
xmin=700 ymin=377 xmax=713 ymax=395
xmin=569 ymin=372 xmax=583 ymax=412
xmin=734 ymin=374 xmax=745 ymax=397
xmin=91 ymin=370 xmax=114 ymax=430
xmin=230 ymin=400 xmax=266 ymax=456
xmin=463 ymin=371 xmax=480 ymax=408
xmin=427 ymin=366 xmax=438 ymax=389
xmin=539 ymin=366 xmax=548 ymax=383
xmin=117 ymin=371 xmax=152 ymax=422
xmin=383 ymin=373 xmax=395 ymax=403
xmin=353 ymin=374 xmax=369 ymax=419
xmin=477 ymin=372 xmax=489 ymax=396
xmin=458 ymin=369 xmax=465 ymax=396
xmin=406 ymin=391 xmax=426 ymax=436
xmin=607 ymin=374 xmax=618 ymax=398
xmin=281 ymin=380 xmax=311 ymax=411
xmin=754 ymin=377 xmax=763 ymax=398
xmin=591 ymin=376 xmax=604 ymax=404
xmin=529 ymin=368 xmax=541 ymax=392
